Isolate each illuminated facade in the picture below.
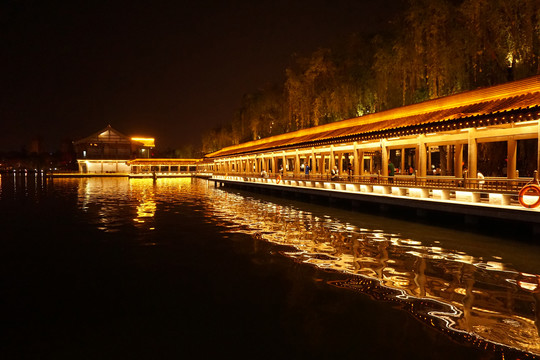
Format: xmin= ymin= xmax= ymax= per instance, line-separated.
xmin=128 ymin=158 xmax=201 ymax=177
xmin=74 ymin=125 xmax=155 ymax=174
xmin=206 ymin=76 xmax=540 ymax=183
xmin=203 ymin=76 xmax=540 ymax=209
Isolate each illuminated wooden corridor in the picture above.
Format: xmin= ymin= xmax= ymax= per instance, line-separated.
xmin=204 ymin=76 xmax=540 ymax=229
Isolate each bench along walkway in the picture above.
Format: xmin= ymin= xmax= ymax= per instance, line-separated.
xmin=210 ymin=172 xmax=540 ymax=234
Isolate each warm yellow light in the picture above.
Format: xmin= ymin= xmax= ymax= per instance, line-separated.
xmin=518 ymin=281 xmax=538 ymax=291
xmin=131 ymin=137 xmax=155 ymax=147
xmin=516 ymin=120 xmax=539 ymax=126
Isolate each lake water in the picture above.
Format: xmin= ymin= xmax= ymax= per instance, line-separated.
xmin=1 ymin=175 xmax=539 ymax=359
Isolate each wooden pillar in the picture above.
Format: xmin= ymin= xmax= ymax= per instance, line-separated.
xmin=330 ymin=145 xmax=335 ymax=171
xmin=400 ymin=147 xmax=405 ymax=174
xmin=353 ymin=142 xmax=360 ymax=176
xmin=468 ymin=129 xmax=477 ymax=178
xmin=427 ymin=146 xmax=432 ymax=173
xmin=418 ymin=135 xmax=427 ymax=177
xmin=537 ymin=122 xmax=540 ymax=173
xmin=338 ymin=153 xmax=343 ymax=174
xmin=311 ymin=147 xmax=316 ymax=173
xmin=507 ymin=138 xmax=517 ymax=179
xmin=381 ymin=140 xmax=388 ymax=176
xmin=455 ymin=143 xmax=463 ymax=178
xmin=446 ymin=145 xmax=452 ymax=176
xmin=359 ymin=150 xmax=365 ymax=175
xmin=271 ymin=156 xmax=276 ymax=174
xmin=294 ymin=151 xmax=300 ymax=175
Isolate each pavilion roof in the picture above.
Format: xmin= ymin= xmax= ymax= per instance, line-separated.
xmin=74 ymin=125 xmax=131 ymax=145
xmin=206 ymin=75 xmax=540 ymax=158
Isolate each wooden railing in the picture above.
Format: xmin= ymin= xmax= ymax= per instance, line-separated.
xmin=213 ymin=171 xmax=532 ymax=194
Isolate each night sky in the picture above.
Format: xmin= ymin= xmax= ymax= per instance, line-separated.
xmin=1 ymin=0 xmax=405 ymax=153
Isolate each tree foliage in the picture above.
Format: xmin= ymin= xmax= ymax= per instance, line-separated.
xmin=202 ymin=0 xmax=540 ymax=154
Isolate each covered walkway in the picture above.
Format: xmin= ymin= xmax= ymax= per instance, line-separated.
xmin=205 ymin=76 xmax=540 ymax=209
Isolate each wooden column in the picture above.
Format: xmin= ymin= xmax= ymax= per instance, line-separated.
xmin=446 ymin=145 xmax=452 ymax=176
xmin=353 ymin=142 xmax=360 ymax=176
xmin=454 ymin=143 xmax=463 ymax=178
xmin=359 ymin=150 xmax=365 ymax=175
xmin=330 ymin=145 xmax=335 ymax=171
xmin=537 ymin=122 xmax=540 ymax=173
xmin=338 ymin=153 xmax=343 ymax=174
xmin=294 ymin=151 xmax=300 ymax=175
xmin=507 ymin=138 xmax=517 ymax=179
xmin=427 ymin=146 xmax=432 ymax=173
xmin=400 ymin=147 xmax=405 ymax=174
xmin=381 ymin=140 xmax=388 ymax=176
xmin=418 ymin=135 xmax=427 ymax=177
xmin=468 ymin=129 xmax=478 ymax=178
xmin=311 ymin=147 xmax=316 ymax=173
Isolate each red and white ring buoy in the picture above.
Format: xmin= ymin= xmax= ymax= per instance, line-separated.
xmin=276 ymin=175 xmax=281 ymax=184
xmin=518 ymin=184 xmax=540 ymax=208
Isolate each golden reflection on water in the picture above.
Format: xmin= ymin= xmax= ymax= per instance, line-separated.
xmin=129 ymin=179 xmax=157 ymax=229
xmin=72 ymin=177 xmax=540 ymax=356
xmin=205 ymin=185 xmax=540 ymax=357
xmin=77 ymin=177 xmax=134 ymax=232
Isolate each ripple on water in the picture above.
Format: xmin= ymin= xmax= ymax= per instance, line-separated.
xmin=204 ymin=184 xmax=540 ymax=358
xmin=10 ymin=176 xmax=536 ymax=358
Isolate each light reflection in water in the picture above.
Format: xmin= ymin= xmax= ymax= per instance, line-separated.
xmin=205 ymin=185 xmax=540 ymax=357
xmin=47 ymin=177 xmax=540 ymax=357
xmin=77 ymin=177 xmax=134 ymax=232
xmin=129 ymin=179 xmax=157 ymax=229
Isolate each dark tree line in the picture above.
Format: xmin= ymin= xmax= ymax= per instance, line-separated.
xmin=202 ymin=0 xmax=540 ymax=154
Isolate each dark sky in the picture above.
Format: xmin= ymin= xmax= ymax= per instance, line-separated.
xmin=1 ymin=0 xmax=405 ymax=153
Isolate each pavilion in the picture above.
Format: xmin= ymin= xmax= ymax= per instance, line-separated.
xmin=74 ymin=125 xmax=155 ymax=174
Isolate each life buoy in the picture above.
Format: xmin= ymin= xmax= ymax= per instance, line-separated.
xmin=518 ymin=184 xmax=540 ymax=208
xmin=276 ymin=175 xmax=281 ymax=184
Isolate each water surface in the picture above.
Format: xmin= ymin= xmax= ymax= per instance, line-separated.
xmin=1 ymin=175 xmax=539 ymax=359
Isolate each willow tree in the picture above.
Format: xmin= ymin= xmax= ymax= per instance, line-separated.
xmin=404 ymin=0 xmax=466 ymax=99
xmin=331 ymin=33 xmax=378 ymax=119
xmin=233 ymin=85 xmax=285 ymax=142
xmin=285 ymin=48 xmax=339 ymax=130
xmin=459 ymin=0 xmax=540 ymax=86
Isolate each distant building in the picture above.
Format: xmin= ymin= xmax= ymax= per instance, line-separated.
xmin=74 ymin=125 xmax=154 ymax=174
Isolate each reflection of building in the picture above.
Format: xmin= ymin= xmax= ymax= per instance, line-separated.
xmin=74 ymin=125 xmax=155 ymax=174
